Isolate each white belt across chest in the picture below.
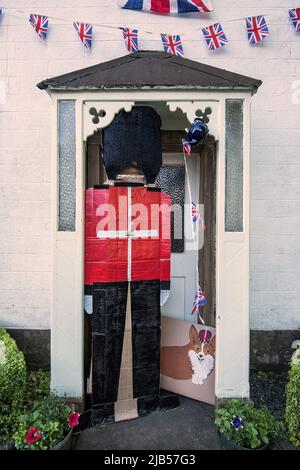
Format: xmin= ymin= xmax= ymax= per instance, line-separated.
xmin=96 ymin=187 xmax=158 ymax=281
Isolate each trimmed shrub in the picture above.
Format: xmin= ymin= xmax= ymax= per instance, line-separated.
xmin=0 ymin=326 xmax=26 ymax=406
xmin=285 ymin=346 xmax=300 ymax=448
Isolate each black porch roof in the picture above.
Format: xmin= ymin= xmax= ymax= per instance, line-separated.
xmin=37 ymin=51 xmax=262 ymax=93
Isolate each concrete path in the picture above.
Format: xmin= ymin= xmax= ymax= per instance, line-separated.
xmin=75 ymin=396 xmax=220 ymax=450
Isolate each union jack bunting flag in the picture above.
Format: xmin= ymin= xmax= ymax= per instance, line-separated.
xmin=192 ymin=285 xmax=207 ymax=324
xmin=119 ymin=0 xmax=212 ymax=14
xmin=161 ymin=34 xmax=184 ymax=57
xmin=182 ymin=140 xmax=191 ymax=155
xmin=29 ymin=14 xmax=49 ymax=40
xmin=289 ymin=8 xmax=300 ymax=32
xmin=120 ymin=27 xmax=139 ymax=52
xmin=73 ymin=22 xmax=93 ymax=49
xmin=245 ymin=16 xmax=269 ymax=44
xmin=202 ymin=22 xmax=228 ymax=50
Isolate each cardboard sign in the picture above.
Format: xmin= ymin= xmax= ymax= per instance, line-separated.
xmin=160 ymin=316 xmax=216 ymax=405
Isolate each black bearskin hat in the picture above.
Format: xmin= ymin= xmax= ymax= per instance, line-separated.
xmin=102 ymin=106 xmax=162 ymax=184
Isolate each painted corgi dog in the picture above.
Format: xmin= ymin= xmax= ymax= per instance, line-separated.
xmin=160 ymin=325 xmax=216 ymax=384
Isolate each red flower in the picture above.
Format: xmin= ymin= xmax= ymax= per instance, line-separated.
xmin=68 ymin=411 xmax=80 ymax=428
xmin=25 ymin=427 xmax=43 ymax=445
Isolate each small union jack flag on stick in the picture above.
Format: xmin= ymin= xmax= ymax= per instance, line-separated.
xmin=182 ymin=140 xmax=191 ymax=155
xmin=289 ymin=8 xmax=300 ymax=32
xmin=192 ymin=202 xmax=205 ymax=230
xmin=245 ymin=16 xmax=269 ymax=44
xmin=161 ymin=34 xmax=184 ymax=57
xmin=29 ymin=14 xmax=49 ymax=40
xmin=192 ymin=285 xmax=207 ymax=324
xmin=120 ymin=27 xmax=138 ymax=52
xmin=202 ymin=23 xmax=228 ymax=50
xmin=73 ymin=22 xmax=93 ymax=49
xmin=192 ymin=202 xmax=200 ymax=223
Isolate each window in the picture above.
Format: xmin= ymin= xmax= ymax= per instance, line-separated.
xmin=225 ymin=99 xmax=244 ymax=232
xmin=58 ymin=100 xmax=76 ymax=231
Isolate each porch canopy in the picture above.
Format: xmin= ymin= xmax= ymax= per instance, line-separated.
xmin=38 ymin=50 xmax=261 ymax=92
xmin=40 ymin=51 xmax=261 ymax=400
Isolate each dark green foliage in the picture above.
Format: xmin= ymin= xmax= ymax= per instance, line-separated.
xmin=285 ymin=348 xmax=300 ymax=448
xmin=215 ymin=399 xmax=280 ymax=449
xmin=24 ymin=370 xmax=50 ymax=404
xmin=0 ymin=403 xmax=20 ymax=446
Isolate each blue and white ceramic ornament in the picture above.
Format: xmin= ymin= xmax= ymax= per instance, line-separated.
xmin=185 ymin=118 xmax=209 ymax=146
xmin=182 ymin=118 xmax=209 ymax=154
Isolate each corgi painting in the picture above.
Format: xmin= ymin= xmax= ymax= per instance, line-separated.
xmin=160 ymin=317 xmax=216 ymax=405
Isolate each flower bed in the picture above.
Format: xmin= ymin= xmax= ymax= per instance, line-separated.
xmin=0 ymin=328 xmax=80 ymax=450
xmin=13 ymin=396 xmax=80 ymax=450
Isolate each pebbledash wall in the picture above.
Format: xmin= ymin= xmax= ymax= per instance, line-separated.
xmin=0 ymin=0 xmax=299 ymax=370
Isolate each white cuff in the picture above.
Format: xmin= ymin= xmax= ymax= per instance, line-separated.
xmin=84 ymin=295 xmax=93 ymax=314
xmin=160 ymin=290 xmax=170 ymax=307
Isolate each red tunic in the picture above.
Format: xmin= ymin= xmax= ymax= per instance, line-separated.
xmin=85 ymin=185 xmax=171 ymax=286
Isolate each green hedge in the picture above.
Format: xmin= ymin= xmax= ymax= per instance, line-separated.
xmin=285 ymin=347 xmax=300 ymax=448
xmin=0 ymin=327 xmax=26 ymax=406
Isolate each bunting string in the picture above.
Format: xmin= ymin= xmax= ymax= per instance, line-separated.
xmin=1 ymin=7 xmax=299 ymax=41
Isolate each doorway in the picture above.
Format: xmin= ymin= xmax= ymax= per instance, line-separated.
xmin=84 ymin=127 xmax=216 ymax=404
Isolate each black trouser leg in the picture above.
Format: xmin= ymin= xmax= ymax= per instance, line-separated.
xmin=131 ymin=280 xmax=161 ymax=399
xmin=92 ymin=282 xmax=128 ymax=408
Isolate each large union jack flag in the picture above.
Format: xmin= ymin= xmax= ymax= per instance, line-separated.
xmin=73 ymin=22 xmax=93 ymax=49
xmin=161 ymin=34 xmax=184 ymax=57
xmin=120 ymin=27 xmax=139 ymax=52
xmin=202 ymin=23 xmax=228 ymax=50
xmin=29 ymin=14 xmax=49 ymax=40
xmin=245 ymin=16 xmax=269 ymax=44
xmin=289 ymin=8 xmax=300 ymax=32
xmin=120 ymin=0 xmax=212 ymax=14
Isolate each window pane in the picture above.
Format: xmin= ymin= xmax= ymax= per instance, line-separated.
xmin=58 ymin=101 xmax=76 ymax=231
xmin=155 ymin=165 xmax=185 ymax=253
xmin=225 ymin=99 xmax=243 ymax=232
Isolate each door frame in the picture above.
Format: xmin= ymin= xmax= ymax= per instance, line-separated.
xmin=50 ymin=90 xmax=251 ymax=400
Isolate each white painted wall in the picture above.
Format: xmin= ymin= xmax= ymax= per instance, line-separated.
xmin=0 ymin=0 xmax=299 ymax=331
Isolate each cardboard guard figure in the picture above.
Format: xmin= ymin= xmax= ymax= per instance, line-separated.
xmin=84 ymin=107 xmax=175 ymax=424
